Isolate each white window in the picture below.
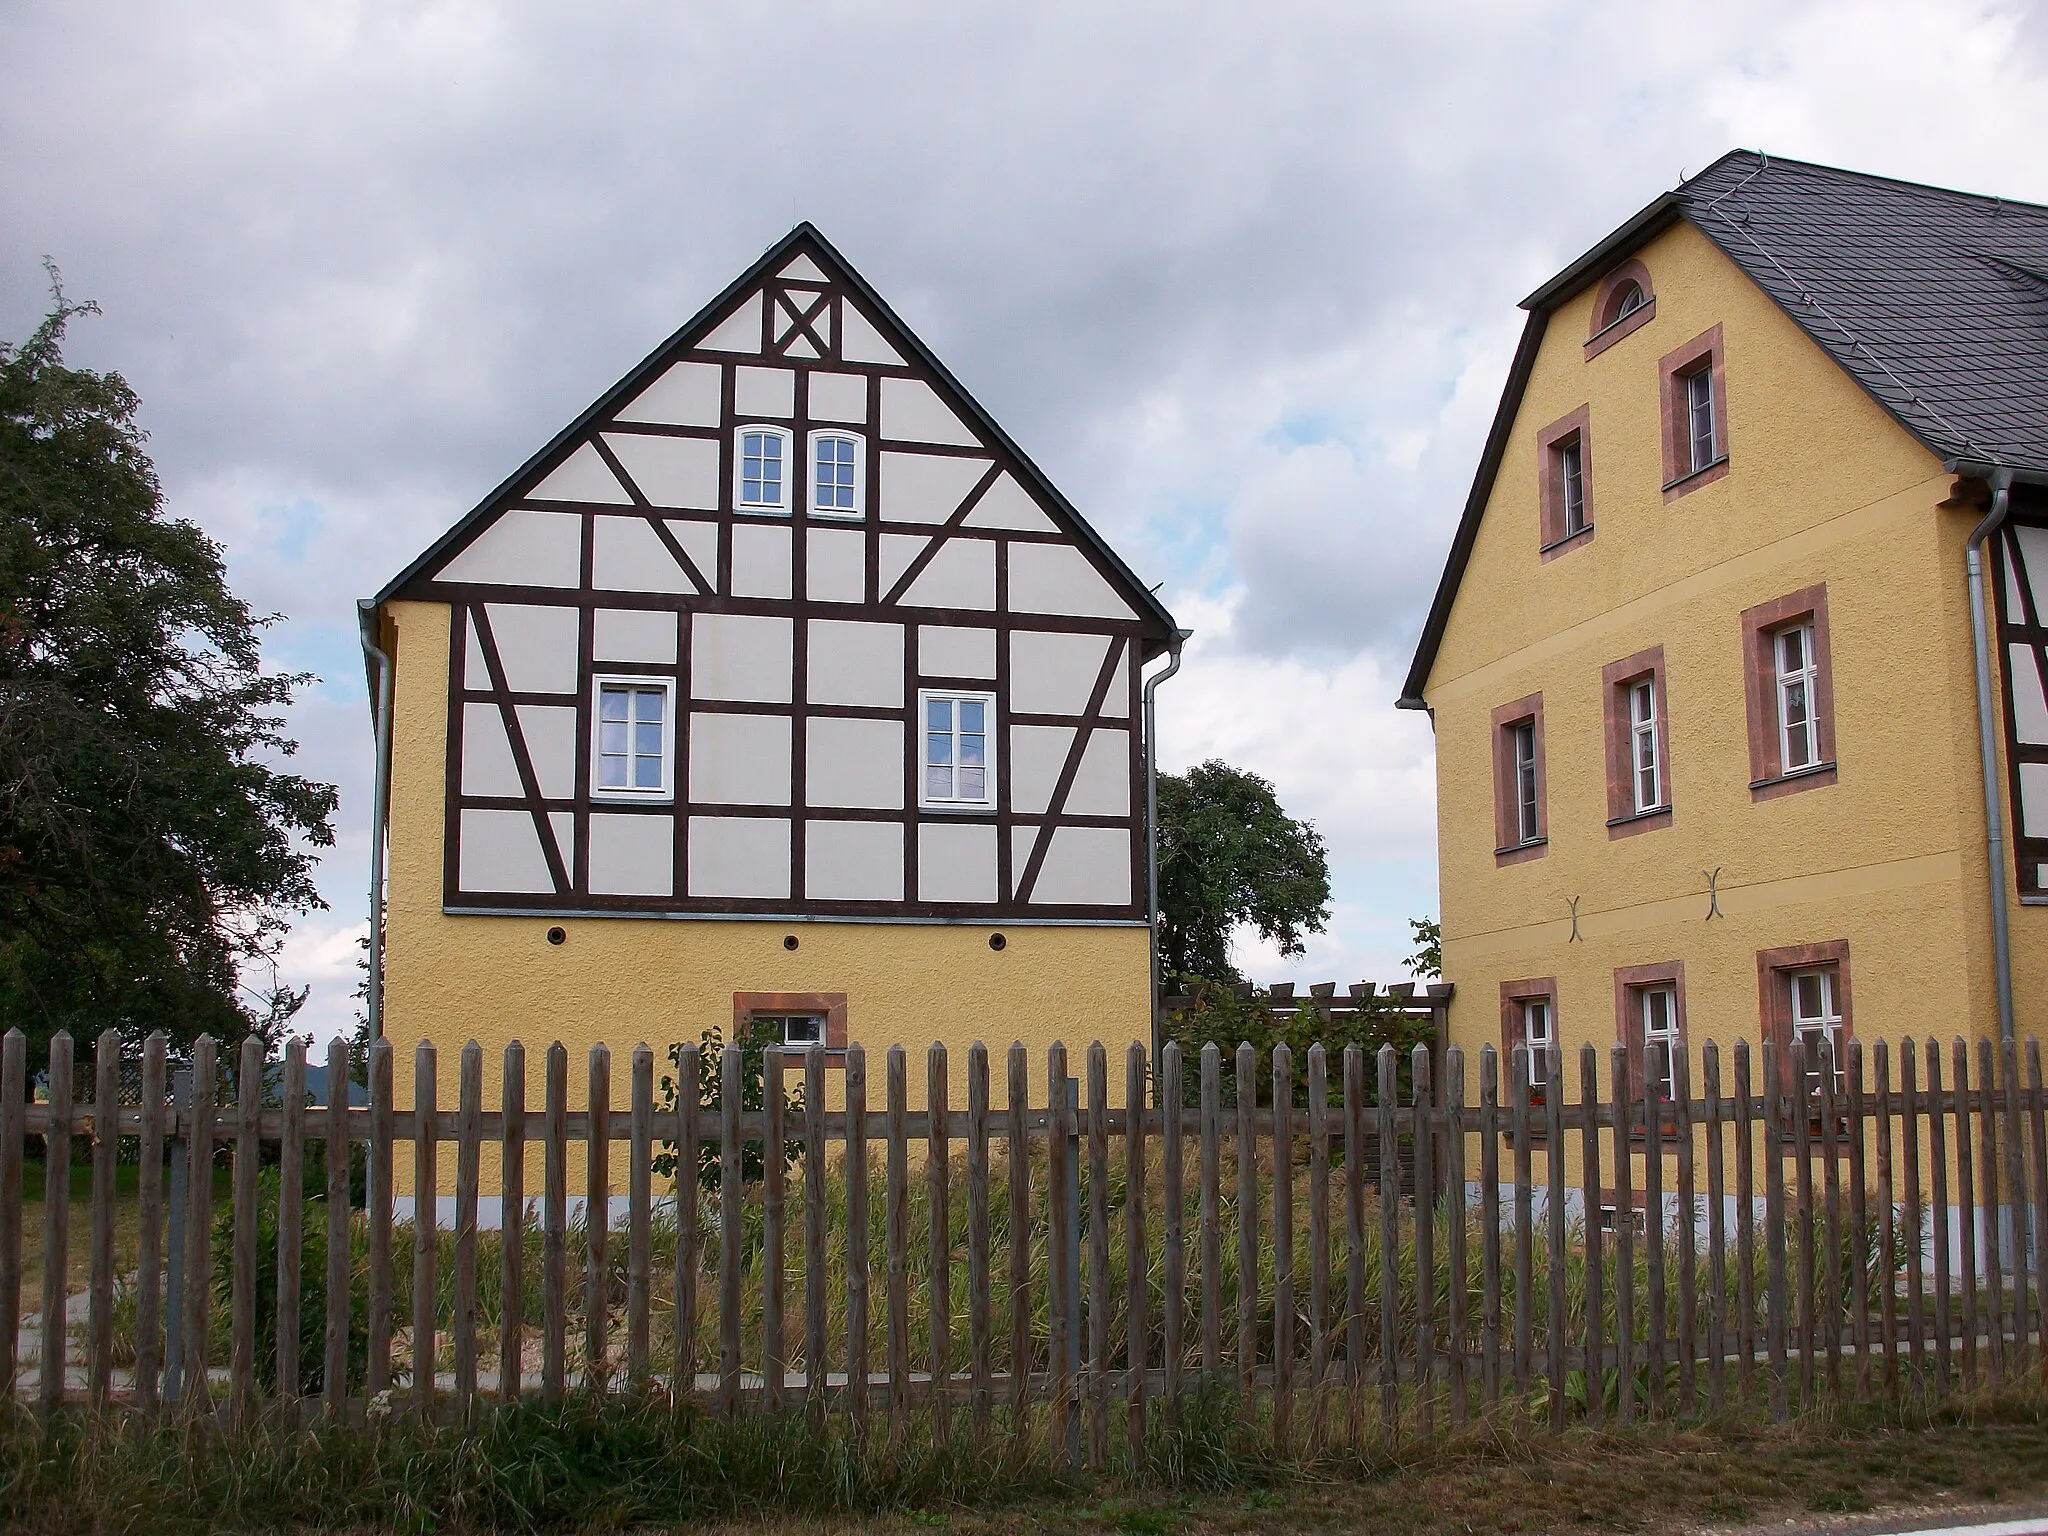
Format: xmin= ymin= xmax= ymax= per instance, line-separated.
xmin=1775 ymin=623 xmax=1819 ymax=771
xmin=1613 ymin=281 xmax=1646 ymax=319
xmin=1512 ymin=721 xmax=1540 ymax=844
xmin=1686 ymin=367 xmax=1717 ymax=473
xmin=591 ymin=677 xmax=676 ymax=800
xmin=1520 ymin=997 xmax=1552 ymax=1097
xmin=1559 ymin=439 xmax=1586 ymax=538
xmin=920 ymin=689 xmax=996 ymax=808
xmin=1630 ymin=677 xmax=1662 ymax=813
xmin=1790 ymin=969 xmax=1844 ymax=1095
xmin=735 ymin=426 xmax=792 ymax=513
xmin=808 ymin=430 xmax=864 ymax=519
xmin=1641 ymin=986 xmax=1678 ymax=1104
xmin=769 ymin=1013 xmax=826 ymax=1049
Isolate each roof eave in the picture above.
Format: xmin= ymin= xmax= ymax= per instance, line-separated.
xmin=1519 ymin=193 xmax=1686 ymax=313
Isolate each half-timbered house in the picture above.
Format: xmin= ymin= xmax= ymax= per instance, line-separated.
xmin=360 ymin=225 xmax=1181 ymax=1135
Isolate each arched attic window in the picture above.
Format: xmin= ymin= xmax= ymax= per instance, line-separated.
xmin=1585 ymin=259 xmax=1657 ymax=359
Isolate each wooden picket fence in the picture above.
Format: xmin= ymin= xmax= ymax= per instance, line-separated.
xmin=3 ymin=1027 xmax=2047 ymax=1457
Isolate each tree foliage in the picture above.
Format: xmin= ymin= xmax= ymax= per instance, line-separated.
xmin=1404 ymin=915 xmax=1442 ymax=980
xmin=1156 ymin=758 xmax=1330 ymax=984
xmin=0 ymin=276 xmax=338 ymax=1057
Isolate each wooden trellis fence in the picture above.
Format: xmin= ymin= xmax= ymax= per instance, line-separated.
xmin=2 ymin=1028 xmax=2045 ymax=1458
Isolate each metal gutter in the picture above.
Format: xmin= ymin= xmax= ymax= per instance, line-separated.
xmin=1143 ymin=630 xmax=1191 ymax=1076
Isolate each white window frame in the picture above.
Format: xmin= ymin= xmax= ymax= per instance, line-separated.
xmin=1686 ymin=366 xmax=1717 ymax=473
xmin=1630 ymin=677 xmax=1662 ymax=813
xmin=1512 ymin=720 xmax=1540 ymax=845
xmin=1774 ymin=622 xmax=1819 ymax=772
xmin=1559 ymin=438 xmax=1586 ymax=538
xmin=589 ymin=675 xmax=678 ymax=803
xmin=769 ymin=1013 xmax=827 ymax=1050
xmin=918 ymin=687 xmax=997 ymax=810
xmin=1520 ymin=997 xmax=1552 ymax=1095
xmin=734 ymin=424 xmax=794 ymax=514
xmin=807 ymin=429 xmax=866 ymax=520
xmin=1641 ymin=986 xmax=1679 ymax=1104
xmin=1790 ymin=969 xmax=1845 ymax=1095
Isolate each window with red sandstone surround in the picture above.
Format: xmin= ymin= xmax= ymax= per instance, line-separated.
xmin=736 ymin=991 xmax=849 ymax=1065
xmin=1536 ymin=405 xmax=1594 ymax=557
xmin=1491 ymin=693 xmax=1547 ymax=865
xmin=1756 ymin=941 xmax=1852 ymax=1095
xmin=1740 ymin=585 xmax=1837 ymax=800
xmin=1601 ymin=646 xmax=1671 ymax=837
xmin=1584 ymin=259 xmax=1657 ymax=360
xmin=1659 ymin=325 xmax=1729 ymax=500
xmin=1613 ymin=960 xmax=1686 ymax=1119
xmin=1499 ymin=977 xmax=1558 ymax=1114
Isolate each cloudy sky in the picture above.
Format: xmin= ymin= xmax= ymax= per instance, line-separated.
xmin=6 ymin=0 xmax=2047 ymax=1043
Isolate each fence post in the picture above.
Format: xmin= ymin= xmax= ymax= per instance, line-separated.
xmin=164 ymin=1065 xmax=191 ymax=1412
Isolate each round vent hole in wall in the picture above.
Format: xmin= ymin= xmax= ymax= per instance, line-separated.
xmin=546 ymin=926 xmax=567 ymax=946
xmin=989 ymin=933 xmax=1007 ymax=951
xmin=783 ymin=934 xmax=800 ymax=951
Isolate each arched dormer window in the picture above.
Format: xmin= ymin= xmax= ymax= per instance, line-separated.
xmin=1585 ymin=259 xmax=1657 ymax=359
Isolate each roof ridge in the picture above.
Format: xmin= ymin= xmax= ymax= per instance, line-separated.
xmin=1692 ymin=149 xmax=2048 ymax=219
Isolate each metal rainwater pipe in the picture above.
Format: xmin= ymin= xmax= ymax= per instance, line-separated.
xmin=1964 ymin=470 xmax=2016 ymax=1043
xmin=1143 ymin=629 xmax=1192 ymax=1082
xmin=359 ymin=602 xmax=395 ymax=1044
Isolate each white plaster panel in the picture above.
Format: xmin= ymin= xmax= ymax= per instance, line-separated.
xmin=807 ymin=371 xmax=868 ymax=424
xmin=806 ymin=716 xmax=905 ymax=808
xmin=779 ymin=254 xmax=828 ymax=282
xmin=2011 ymin=644 xmax=2048 ymax=744
xmin=515 ymin=705 xmax=578 ymax=800
xmin=1008 ymin=542 xmax=1138 ymax=619
xmin=603 ymin=433 xmax=719 ymax=510
xmin=880 ymin=377 xmax=979 ymax=447
xmin=615 ymin=361 xmax=722 ymax=427
xmin=735 ymin=366 xmax=796 ymax=419
xmin=902 ymin=538 xmax=995 ymax=610
xmin=689 ymin=712 xmax=791 ymax=805
xmin=691 ymin=613 xmax=792 ymax=702
xmin=878 ymin=451 xmax=991 ymax=524
xmin=1009 ymin=630 xmax=1110 ymax=716
xmin=1008 ymin=724 xmax=1074 ymax=817
xmin=1066 ymin=728 xmax=1130 ymax=817
xmin=460 ymin=703 xmax=523 ymax=798
xmin=807 ymin=619 xmax=903 ymax=707
xmin=1100 ymin=649 xmax=1131 ymax=718
xmin=962 ymin=472 xmax=1059 ymax=533
xmin=549 ymin=813 xmax=574 ymax=881
xmin=483 ymin=604 xmax=581 ymax=694
xmin=588 ymin=812 xmax=674 ymax=897
xmin=688 ymin=816 xmax=789 ymax=899
xmin=698 ymin=293 xmax=764 ymax=354
xmin=919 ymin=625 xmax=996 ymax=679
xmin=808 ymin=528 xmax=866 ymax=603
xmin=804 ymin=820 xmax=903 ymax=902
xmin=463 ymin=614 xmax=489 ymax=684
xmin=1029 ymin=826 xmax=1131 ymax=906
xmin=592 ymin=516 xmax=695 ymax=594
xmin=530 ymin=441 xmax=631 ymax=504
xmin=783 ymin=334 xmax=821 ymax=361
xmin=667 ymin=519 xmax=718 ymax=586
xmin=2015 ymin=526 xmax=2048 ymax=611
xmin=593 ymin=608 xmax=678 ymax=664
xmin=458 ymin=809 xmax=556 ymax=894
xmin=1010 ymin=827 xmax=1036 ymax=897
xmin=2022 ymin=761 xmax=2048 ymax=837
xmin=437 ymin=510 xmax=582 ymax=587
xmin=841 ymin=303 xmax=903 ymax=366
xmin=879 ymin=534 xmax=932 ymax=594
xmin=918 ymin=821 xmax=997 ymax=904
xmin=731 ymin=522 xmax=794 ymax=600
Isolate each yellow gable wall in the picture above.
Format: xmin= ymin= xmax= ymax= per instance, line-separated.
xmin=378 ymin=598 xmax=1147 ymax=1200
xmin=1422 ymin=219 xmax=2017 ymax=1070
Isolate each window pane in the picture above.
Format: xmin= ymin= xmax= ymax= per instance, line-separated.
xmin=600 ymin=721 xmax=627 ymax=755
xmin=634 ymin=755 xmax=661 ymax=789
xmin=635 ymin=690 xmax=663 ymax=724
xmin=600 ymin=689 xmax=628 ymax=722
xmin=1778 ymin=627 xmax=1806 ymax=675
xmin=926 ymin=764 xmax=952 ymax=799
xmin=927 ymin=699 xmax=951 ymax=732
xmin=958 ymin=765 xmax=985 ymax=799
xmin=927 ymin=731 xmax=952 ymax=767
xmin=1793 ymin=973 xmax=1822 ymax=1021
xmin=960 ymin=699 xmax=984 ymax=734
xmin=635 ymin=721 xmax=662 ymax=756
xmin=960 ymin=732 xmax=984 ymax=766
xmin=599 ymin=757 xmax=627 ymax=788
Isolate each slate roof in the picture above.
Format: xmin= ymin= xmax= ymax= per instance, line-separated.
xmin=1400 ymin=151 xmax=2048 ymax=707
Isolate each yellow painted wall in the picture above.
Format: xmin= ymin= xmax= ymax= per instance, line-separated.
xmin=377 ymin=599 xmax=1149 ymax=1196
xmin=1423 ymin=218 xmax=2032 ymax=1080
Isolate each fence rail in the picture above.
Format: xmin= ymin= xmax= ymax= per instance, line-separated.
xmin=2 ymin=1028 xmax=2045 ymax=1460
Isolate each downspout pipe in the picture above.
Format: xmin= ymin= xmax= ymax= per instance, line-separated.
xmin=1143 ymin=629 xmax=1192 ymax=1082
xmin=1964 ymin=470 xmax=2015 ymax=1043
xmin=357 ymin=600 xmax=395 ymax=1045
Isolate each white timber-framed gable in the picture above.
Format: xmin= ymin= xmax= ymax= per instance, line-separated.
xmin=375 ymin=224 xmax=1177 ymax=924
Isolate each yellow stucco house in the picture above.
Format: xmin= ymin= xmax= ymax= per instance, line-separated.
xmin=1401 ymin=151 xmax=2048 ymax=1107
xmin=358 ymin=227 xmax=1182 ymax=1197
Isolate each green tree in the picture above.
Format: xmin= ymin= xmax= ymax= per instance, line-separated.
xmin=1156 ymin=758 xmax=1330 ymax=984
xmin=0 ymin=276 xmax=338 ymax=1059
xmin=1404 ymin=915 xmax=1442 ymax=980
